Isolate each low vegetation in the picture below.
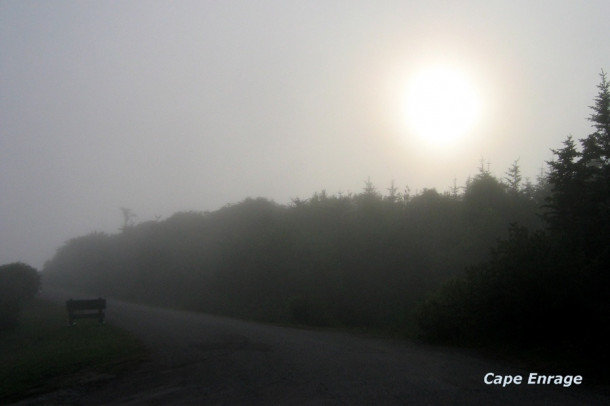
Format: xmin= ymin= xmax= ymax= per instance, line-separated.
xmin=0 ymin=298 xmax=145 ymax=403
xmin=0 ymin=262 xmax=40 ymax=332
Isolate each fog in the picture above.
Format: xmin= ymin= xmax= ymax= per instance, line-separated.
xmin=1 ymin=0 xmax=609 ymax=268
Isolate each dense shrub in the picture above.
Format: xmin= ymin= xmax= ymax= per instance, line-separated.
xmin=0 ymin=262 xmax=41 ymax=331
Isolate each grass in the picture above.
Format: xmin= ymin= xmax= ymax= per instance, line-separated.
xmin=0 ymin=297 xmax=146 ymax=403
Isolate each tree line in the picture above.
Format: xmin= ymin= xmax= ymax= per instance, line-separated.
xmin=43 ymin=162 xmax=544 ymax=331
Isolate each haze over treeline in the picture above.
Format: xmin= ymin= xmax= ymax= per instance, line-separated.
xmin=43 ymin=165 xmax=544 ymax=329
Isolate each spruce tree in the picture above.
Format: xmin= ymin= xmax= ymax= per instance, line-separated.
xmin=504 ymin=159 xmax=522 ymax=193
xmin=580 ymin=70 xmax=610 ymax=252
xmin=581 ymin=70 xmax=610 ymax=169
xmin=588 ymin=70 xmax=610 ymax=140
xmin=545 ymin=136 xmax=583 ymax=237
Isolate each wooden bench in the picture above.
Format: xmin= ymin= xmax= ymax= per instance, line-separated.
xmin=66 ymin=298 xmax=106 ymax=325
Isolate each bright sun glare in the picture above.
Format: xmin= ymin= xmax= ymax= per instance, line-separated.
xmin=404 ymin=66 xmax=481 ymax=145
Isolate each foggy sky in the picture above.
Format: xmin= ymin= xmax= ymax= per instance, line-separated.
xmin=1 ymin=0 xmax=609 ymax=269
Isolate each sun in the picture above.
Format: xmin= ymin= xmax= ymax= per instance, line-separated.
xmin=404 ymin=66 xmax=481 ymax=145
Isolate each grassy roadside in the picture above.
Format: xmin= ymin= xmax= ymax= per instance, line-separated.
xmin=0 ymin=297 xmax=147 ymax=403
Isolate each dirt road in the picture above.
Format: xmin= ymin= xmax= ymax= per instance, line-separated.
xmin=21 ymin=289 xmax=609 ymax=405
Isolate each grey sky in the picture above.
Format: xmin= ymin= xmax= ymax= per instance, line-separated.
xmin=1 ymin=0 xmax=609 ymax=268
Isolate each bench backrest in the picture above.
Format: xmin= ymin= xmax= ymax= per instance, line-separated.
xmin=66 ymin=298 xmax=106 ymax=325
xmin=66 ymin=298 xmax=106 ymax=311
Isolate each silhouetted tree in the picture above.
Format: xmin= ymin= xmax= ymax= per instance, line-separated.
xmin=463 ymin=168 xmax=508 ymax=226
xmin=385 ymin=180 xmax=399 ymax=203
xmin=587 ymin=70 xmax=610 ymax=142
xmin=504 ymin=159 xmax=522 ymax=193
xmin=544 ymin=136 xmax=582 ymax=236
xmin=0 ymin=263 xmax=40 ymax=331
xmin=120 ymin=207 xmax=137 ymax=230
xmin=578 ymin=70 xmax=610 ymax=252
xmin=449 ymin=178 xmax=460 ymax=199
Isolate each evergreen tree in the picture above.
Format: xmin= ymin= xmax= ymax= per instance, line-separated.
xmin=544 ymin=136 xmax=583 ymax=236
xmin=385 ymin=180 xmax=399 ymax=203
xmin=504 ymin=159 xmax=522 ymax=193
xmin=587 ymin=70 xmax=610 ymax=141
xmin=579 ymin=70 xmax=610 ymax=253
xmin=362 ymin=177 xmax=379 ymax=197
xmin=580 ymin=70 xmax=610 ymax=178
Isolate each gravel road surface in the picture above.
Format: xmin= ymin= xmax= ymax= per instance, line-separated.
xmin=16 ymin=289 xmax=609 ymax=405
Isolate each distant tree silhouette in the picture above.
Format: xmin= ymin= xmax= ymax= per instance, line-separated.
xmin=120 ymin=207 xmax=137 ymax=230
xmin=385 ymin=180 xmax=399 ymax=203
xmin=504 ymin=159 xmax=522 ymax=193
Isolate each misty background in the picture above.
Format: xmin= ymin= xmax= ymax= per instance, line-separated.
xmin=1 ymin=0 xmax=610 ymax=269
